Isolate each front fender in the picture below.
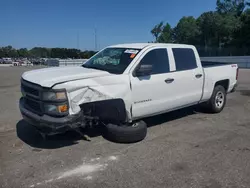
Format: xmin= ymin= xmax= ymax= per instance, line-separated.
xmin=53 ymin=75 xmax=132 ymax=121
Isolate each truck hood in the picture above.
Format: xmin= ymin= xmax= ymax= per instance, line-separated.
xmin=22 ymin=66 xmax=110 ymax=87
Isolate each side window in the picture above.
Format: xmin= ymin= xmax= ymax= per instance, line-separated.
xmin=139 ymin=49 xmax=169 ymax=75
xmin=172 ymin=48 xmax=197 ymax=71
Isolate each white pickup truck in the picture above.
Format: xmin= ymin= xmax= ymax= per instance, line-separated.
xmin=19 ymin=43 xmax=238 ymax=143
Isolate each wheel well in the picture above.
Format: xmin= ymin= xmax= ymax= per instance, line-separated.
xmin=215 ymin=79 xmax=229 ymax=92
xmin=80 ymin=99 xmax=127 ymax=124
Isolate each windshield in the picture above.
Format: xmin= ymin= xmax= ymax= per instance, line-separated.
xmin=82 ymin=48 xmax=141 ymax=74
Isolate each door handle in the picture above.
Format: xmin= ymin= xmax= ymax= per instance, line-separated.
xmin=165 ymin=78 xmax=174 ymax=83
xmin=195 ymin=74 xmax=203 ymax=78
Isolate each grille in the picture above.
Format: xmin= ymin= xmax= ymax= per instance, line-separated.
xmin=21 ymin=83 xmax=39 ymax=97
xmin=24 ymin=98 xmax=42 ymax=115
xmin=21 ymin=80 xmax=43 ymax=115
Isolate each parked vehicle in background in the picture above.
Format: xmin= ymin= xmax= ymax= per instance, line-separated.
xmin=45 ymin=59 xmax=59 ymax=66
xmin=29 ymin=58 xmax=45 ymax=65
xmin=19 ymin=43 xmax=238 ymax=143
xmin=1 ymin=58 xmax=12 ymax=64
xmin=12 ymin=60 xmax=33 ymax=66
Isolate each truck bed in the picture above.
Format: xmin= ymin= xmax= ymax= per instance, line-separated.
xmin=201 ymin=61 xmax=229 ymax=68
xmin=201 ymin=61 xmax=238 ymax=102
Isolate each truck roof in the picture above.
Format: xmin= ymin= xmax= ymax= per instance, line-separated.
xmin=109 ymin=43 xmax=194 ymax=49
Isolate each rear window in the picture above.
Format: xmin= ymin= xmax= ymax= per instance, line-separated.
xmin=172 ymin=48 xmax=197 ymax=71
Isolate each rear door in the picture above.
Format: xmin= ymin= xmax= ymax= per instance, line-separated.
xmin=170 ymin=48 xmax=203 ymax=105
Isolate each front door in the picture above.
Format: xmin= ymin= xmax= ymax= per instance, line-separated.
xmin=130 ymin=48 xmax=176 ymax=119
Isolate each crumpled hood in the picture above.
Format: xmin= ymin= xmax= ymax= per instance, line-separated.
xmin=22 ymin=66 xmax=110 ymax=87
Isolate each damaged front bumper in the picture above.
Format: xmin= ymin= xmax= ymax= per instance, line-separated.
xmin=19 ymin=98 xmax=85 ymax=135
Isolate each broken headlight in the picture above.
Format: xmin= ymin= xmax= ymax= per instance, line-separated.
xmin=44 ymin=103 xmax=68 ymax=116
xmin=42 ymin=91 xmax=67 ymax=101
xmin=42 ymin=90 xmax=68 ymax=116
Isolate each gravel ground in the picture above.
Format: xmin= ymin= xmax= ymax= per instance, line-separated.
xmin=0 ymin=67 xmax=250 ymax=188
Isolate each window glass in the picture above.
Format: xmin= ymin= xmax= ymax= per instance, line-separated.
xmin=172 ymin=48 xmax=197 ymax=71
xmin=83 ymin=48 xmax=141 ymax=74
xmin=139 ymin=49 xmax=169 ymax=75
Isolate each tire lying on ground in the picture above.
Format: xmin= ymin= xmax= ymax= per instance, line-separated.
xmin=104 ymin=121 xmax=147 ymax=143
xmin=206 ymin=85 xmax=227 ymax=113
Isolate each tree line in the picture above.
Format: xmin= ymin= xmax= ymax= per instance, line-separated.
xmin=0 ymin=46 xmax=97 ymax=59
xmin=151 ymin=0 xmax=250 ymax=56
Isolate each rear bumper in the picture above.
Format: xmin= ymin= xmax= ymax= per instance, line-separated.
xmin=230 ymin=83 xmax=238 ymax=93
xmin=19 ymin=98 xmax=84 ymax=135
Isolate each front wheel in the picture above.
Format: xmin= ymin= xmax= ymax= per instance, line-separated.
xmin=104 ymin=121 xmax=147 ymax=143
xmin=206 ymin=85 xmax=227 ymax=113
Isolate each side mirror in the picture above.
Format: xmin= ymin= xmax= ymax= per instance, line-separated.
xmin=135 ymin=64 xmax=153 ymax=77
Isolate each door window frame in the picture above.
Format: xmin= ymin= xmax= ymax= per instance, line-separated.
xmin=130 ymin=47 xmax=175 ymax=77
xmin=171 ymin=48 xmax=198 ymax=72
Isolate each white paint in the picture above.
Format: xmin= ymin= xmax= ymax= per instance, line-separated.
xmin=124 ymin=49 xmax=139 ymax=54
xmin=108 ymin=156 xmax=118 ymax=161
xmin=202 ymin=64 xmax=238 ymax=100
xmin=84 ymin=175 xmax=93 ymax=180
xmin=90 ymin=157 xmax=100 ymax=162
xmin=44 ymin=179 xmax=54 ymax=183
xmin=22 ymin=66 xmax=111 ymax=87
xmin=28 ymin=155 xmax=120 ymax=187
xmin=57 ymin=163 xmax=104 ymax=180
xmin=21 ymin=43 xmax=238 ymax=124
xmin=28 ymin=163 xmax=105 ymax=187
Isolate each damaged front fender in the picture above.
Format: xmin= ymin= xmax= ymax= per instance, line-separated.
xmin=53 ymin=74 xmax=133 ymax=122
xmin=70 ymin=87 xmax=112 ymax=114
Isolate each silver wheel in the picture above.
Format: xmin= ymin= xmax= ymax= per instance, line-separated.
xmin=215 ymin=91 xmax=224 ymax=109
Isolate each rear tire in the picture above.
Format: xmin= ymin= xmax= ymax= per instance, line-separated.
xmin=104 ymin=121 xmax=147 ymax=143
xmin=206 ymin=85 xmax=226 ymax=113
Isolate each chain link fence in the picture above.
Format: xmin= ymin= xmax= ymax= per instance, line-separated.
xmin=196 ymin=46 xmax=250 ymax=57
xmin=197 ymin=46 xmax=250 ymax=68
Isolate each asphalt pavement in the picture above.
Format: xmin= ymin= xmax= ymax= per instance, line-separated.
xmin=0 ymin=67 xmax=250 ymax=188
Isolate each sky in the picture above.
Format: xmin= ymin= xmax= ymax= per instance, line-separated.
xmin=0 ymin=0 xmax=216 ymax=50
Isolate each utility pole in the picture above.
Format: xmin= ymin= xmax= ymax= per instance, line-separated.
xmin=94 ymin=28 xmax=97 ymax=51
xmin=77 ymin=31 xmax=80 ymax=50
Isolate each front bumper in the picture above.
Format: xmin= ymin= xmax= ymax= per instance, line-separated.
xmin=19 ymin=98 xmax=84 ymax=135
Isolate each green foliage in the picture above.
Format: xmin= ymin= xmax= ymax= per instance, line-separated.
xmin=197 ymin=11 xmax=219 ymax=47
xmin=80 ymin=51 xmax=97 ymax=59
xmin=216 ymin=0 xmax=246 ymax=16
xmin=0 ymin=46 xmax=97 ymax=59
xmin=173 ymin=16 xmax=200 ymax=44
xmin=232 ymin=9 xmax=250 ymax=46
xmin=18 ymin=48 xmax=29 ymax=57
xmin=151 ymin=0 xmax=250 ymax=56
xmin=157 ymin=23 xmax=173 ymax=43
xmin=29 ymin=47 xmax=50 ymax=58
xmin=151 ymin=22 xmax=164 ymax=41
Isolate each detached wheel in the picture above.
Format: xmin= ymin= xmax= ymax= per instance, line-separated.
xmin=105 ymin=121 xmax=147 ymax=143
xmin=206 ymin=85 xmax=226 ymax=113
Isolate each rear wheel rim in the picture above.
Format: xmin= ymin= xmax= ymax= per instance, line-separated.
xmin=132 ymin=122 xmax=139 ymax=127
xmin=215 ymin=91 xmax=224 ymax=109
